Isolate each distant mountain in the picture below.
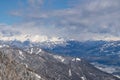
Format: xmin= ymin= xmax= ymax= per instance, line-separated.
xmin=0 ymin=46 xmax=119 ymax=80
xmin=1 ymin=40 xmax=120 ymax=77
xmin=0 ymin=34 xmax=65 ymax=43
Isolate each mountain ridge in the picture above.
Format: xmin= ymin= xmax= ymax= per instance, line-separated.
xmin=0 ymin=46 xmax=119 ymax=80
xmin=1 ymin=40 xmax=120 ymax=78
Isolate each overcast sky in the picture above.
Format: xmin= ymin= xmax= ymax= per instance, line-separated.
xmin=0 ymin=0 xmax=120 ymax=41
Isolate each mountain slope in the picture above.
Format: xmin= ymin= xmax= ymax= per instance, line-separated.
xmin=0 ymin=47 xmax=119 ymax=80
xmin=0 ymin=51 xmax=44 ymax=80
xmin=1 ymin=40 xmax=120 ymax=77
xmin=44 ymin=40 xmax=120 ymax=76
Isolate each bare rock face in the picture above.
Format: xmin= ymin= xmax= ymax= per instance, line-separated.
xmin=0 ymin=51 xmax=44 ymax=80
xmin=0 ymin=47 xmax=120 ymax=80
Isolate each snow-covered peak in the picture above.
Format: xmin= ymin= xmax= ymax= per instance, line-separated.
xmin=0 ymin=34 xmax=65 ymax=43
xmin=49 ymin=37 xmax=64 ymax=42
xmin=0 ymin=34 xmax=48 ymax=42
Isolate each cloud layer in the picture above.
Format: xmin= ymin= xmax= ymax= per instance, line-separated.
xmin=4 ymin=0 xmax=120 ymax=41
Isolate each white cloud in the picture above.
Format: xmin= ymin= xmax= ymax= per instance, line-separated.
xmin=8 ymin=0 xmax=120 ymax=41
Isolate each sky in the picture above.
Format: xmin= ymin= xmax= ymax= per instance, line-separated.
xmin=0 ymin=0 xmax=120 ymax=41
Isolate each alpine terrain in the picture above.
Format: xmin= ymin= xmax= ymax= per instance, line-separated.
xmin=0 ymin=40 xmax=119 ymax=80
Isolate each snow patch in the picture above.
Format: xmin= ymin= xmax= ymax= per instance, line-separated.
xmin=34 ymin=73 xmax=42 ymax=79
xmin=81 ymin=76 xmax=86 ymax=80
xmin=72 ymin=58 xmax=81 ymax=62
xmin=30 ymin=72 xmax=43 ymax=80
xmin=30 ymin=48 xmax=33 ymax=54
xmin=18 ymin=50 xmax=25 ymax=60
xmin=24 ymin=63 xmax=28 ymax=68
xmin=19 ymin=50 xmax=24 ymax=57
xmin=115 ymin=75 xmax=120 ymax=79
xmin=69 ymin=69 xmax=72 ymax=77
xmin=36 ymin=49 xmax=42 ymax=54
xmin=53 ymin=55 xmax=65 ymax=62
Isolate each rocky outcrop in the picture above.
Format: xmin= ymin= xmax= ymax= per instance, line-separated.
xmin=0 ymin=51 xmax=44 ymax=80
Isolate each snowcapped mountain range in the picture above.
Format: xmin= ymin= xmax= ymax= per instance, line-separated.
xmin=1 ymin=35 xmax=120 ymax=78
xmin=0 ymin=34 xmax=65 ymax=42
